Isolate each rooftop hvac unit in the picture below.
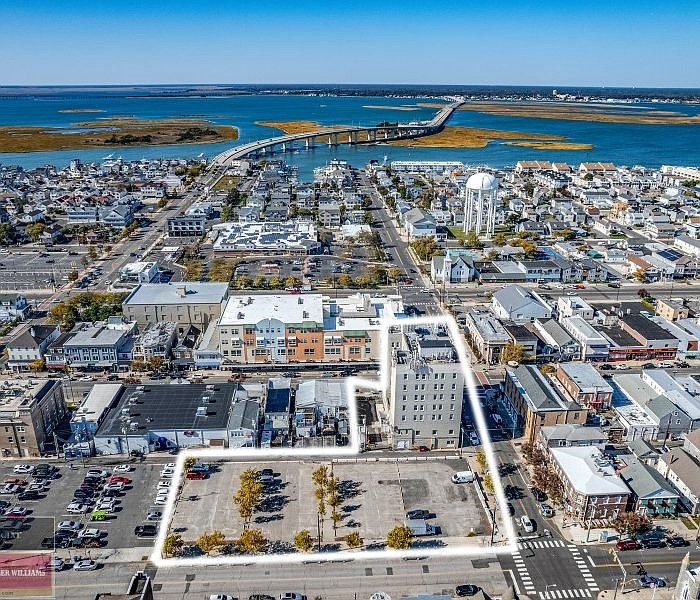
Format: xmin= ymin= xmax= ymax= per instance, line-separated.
xmin=129 ymin=421 xmax=139 ymax=431
xmin=196 ymin=406 xmax=207 ymax=417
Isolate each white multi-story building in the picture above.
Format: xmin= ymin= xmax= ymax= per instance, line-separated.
xmin=386 ymin=328 xmax=464 ymax=450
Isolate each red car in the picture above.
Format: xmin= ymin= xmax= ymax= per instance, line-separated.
xmin=108 ymin=476 xmax=131 ymax=485
xmin=616 ymin=539 xmax=640 ymax=551
xmin=413 ymin=446 xmax=430 ymax=453
xmin=574 ymin=284 xmax=585 ymax=289
xmin=4 ymin=479 xmax=27 ymax=486
xmin=185 ymin=471 xmax=206 ymax=480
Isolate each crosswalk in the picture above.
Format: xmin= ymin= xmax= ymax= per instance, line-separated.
xmin=518 ymin=540 xmax=566 ymax=550
xmin=538 ymin=589 xmax=593 ymax=599
xmin=512 ymin=549 xmax=536 ymax=595
xmin=568 ymin=545 xmax=599 ymax=593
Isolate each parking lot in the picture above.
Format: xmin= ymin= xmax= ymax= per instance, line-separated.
xmin=0 ymin=249 xmax=85 ymax=290
xmin=0 ymin=459 xmax=168 ymax=554
xmin=169 ymin=457 xmax=487 ymax=552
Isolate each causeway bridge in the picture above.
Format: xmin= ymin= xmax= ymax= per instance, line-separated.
xmin=212 ymin=99 xmax=464 ymax=166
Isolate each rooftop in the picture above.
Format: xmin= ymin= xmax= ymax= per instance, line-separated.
xmin=296 ymin=379 xmax=348 ymax=409
xmin=220 ymin=294 xmax=324 ymax=327
xmin=72 ymin=384 xmax=123 ymax=424
xmin=465 ymin=309 xmax=510 ymax=344
xmin=507 ymin=365 xmax=581 ymax=413
xmin=124 ymin=282 xmax=229 ymax=306
xmin=0 ymin=379 xmax=59 ymax=415
xmin=95 ymin=383 xmax=242 ymax=436
xmin=557 ymin=362 xmax=613 ymax=394
xmin=550 ymin=446 xmax=630 ymax=496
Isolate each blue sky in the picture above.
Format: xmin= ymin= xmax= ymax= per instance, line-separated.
xmin=2 ymin=1 xmax=699 ymax=87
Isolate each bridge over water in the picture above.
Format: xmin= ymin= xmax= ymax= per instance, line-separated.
xmin=212 ymin=99 xmax=465 ymax=166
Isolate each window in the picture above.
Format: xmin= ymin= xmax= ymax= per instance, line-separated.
xmin=20 ymin=437 xmax=26 ymax=444
xmin=448 ymin=430 xmax=454 ymax=435
xmin=16 ymin=426 xmax=25 ymax=433
xmin=432 ymin=430 xmax=438 ymax=435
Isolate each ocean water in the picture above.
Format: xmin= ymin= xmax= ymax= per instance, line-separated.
xmin=1 ymin=88 xmax=699 ymax=178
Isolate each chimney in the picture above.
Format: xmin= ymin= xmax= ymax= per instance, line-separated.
xmin=176 ymin=285 xmax=187 ymax=297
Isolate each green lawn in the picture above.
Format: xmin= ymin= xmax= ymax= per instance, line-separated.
xmin=448 ymin=226 xmax=465 ymax=240
xmin=212 ymin=176 xmax=240 ymax=192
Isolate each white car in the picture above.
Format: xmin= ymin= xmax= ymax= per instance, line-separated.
xmin=66 ymin=502 xmax=91 ymax=514
xmin=104 ymin=482 xmax=125 ymax=492
xmin=146 ymin=511 xmax=162 ymax=521
xmin=4 ymin=506 xmax=28 ymax=517
xmin=160 ymin=468 xmax=174 ymax=478
xmin=73 ymin=559 xmax=98 ymax=571
xmin=615 ymin=363 xmax=630 ymax=370
xmin=209 ymin=595 xmax=236 ymax=600
xmin=13 ymin=465 xmax=34 ymax=474
xmin=78 ymin=376 xmax=94 ymax=382
xmin=46 ymin=558 xmax=65 ymax=572
xmin=78 ymin=528 xmax=101 ymax=539
xmin=86 ymin=469 xmax=108 ymax=479
xmin=155 ymin=490 xmax=170 ymax=500
xmin=157 ymin=480 xmax=171 ymax=489
xmin=153 ymin=497 xmax=168 ymax=506
xmin=279 ymin=594 xmax=306 ymax=600
xmin=469 ymin=432 xmax=480 ymax=446
xmin=57 ymin=520 xmax=82 ymax=531
xmin=97 ymin=499 xmax=117 ymax=512
xmin=520 ymin=515 xmax=535 ymax=533
xmin=112 ymin=464 xmax=132 ymax=473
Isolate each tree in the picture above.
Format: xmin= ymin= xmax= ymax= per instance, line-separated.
xmin=293 ymin=529 xmax=314 ymax=552
xmin=611 ymin=512 xmax=652 ymax=538
xmin=475 ymin=450 xmax=487 ymax=471
xmin=234 ymin=275 xmax=251 ymax=289
xmin=68 ymin=270 xmax=79 ymax=282
xmin=26 ymin=222 xmax=46 ymax=242
xmin=482 ymin=473 xmax=495 ymax=493
xmin=344 ymin=531 xmax=364 ymax=549
xmin=464 ymin=230 xmax=483 ymax=250
xmin=162 ymin=533 xmax=184 ymax=557
xmin=501 ymin=343 xmax=526 ymax=364
xmin=539 ymin=363 xmax=556 ymax=374
xmin=184 ymin=457 xmax=197 ymax=470
xmin=220 ymin=205 xmax=233 ymax=222
xmin=386 ymin=525 xmax=412 ymax=550
xmin=284 ymin=276 xmax=301 ymax=289
xmin=633 ymin=269 xmax=647 ymax=283
xmin=337 ymin=274 xmax=352 ymax=288
xmin=388 ymin=267 xmax=402 ymax=283
xmin=510 ymin=238 xmax=538 ymax=259
xmin=234 ymin=528 xmax=267 ymax=554
xmin=87 ymin=246 xmax=98 ymax=261
xmin=355 ymin=275 xmax=372 ymax=288
xmin=492 ymin=232 xmax=508 ymax=246
xmin=269 ymin=276 xmax=283 ymax=289
xmin=0 ymin=223 xmax=15 ymax=245
xmin=312 ymin=465 xmax=329 ymax=541
xmin=252 ymin=276 xmax=267 ymax=289
xmin=130 ymin=359 xmax=146 ymax=372
xmin=147 ymin=356 xmax=164 ymax=371
xmin=233 ymin=467 xmax=264 ymax=529
xmin=410 ymin=237 xmax=441 ymax=261
xmin=157 ymin=198 xmax=168 ymax=209
xmin=28 ymin=358 xmax=45 ymax=372
xmin=196 ymin=530 xmax=226 ymax=554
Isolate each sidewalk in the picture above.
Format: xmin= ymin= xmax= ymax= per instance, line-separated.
xmin=598 ymin=586 xmax=674 ymax=600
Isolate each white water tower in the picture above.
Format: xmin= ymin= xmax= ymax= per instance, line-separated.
xmin=463 ymin=172 xmax=498 ymax=238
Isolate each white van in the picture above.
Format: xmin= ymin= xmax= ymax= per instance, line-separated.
xmin=451 ymin=471 xmax=475 ymax=484
xmin=658 ymin=361 xmax=674 ymax=369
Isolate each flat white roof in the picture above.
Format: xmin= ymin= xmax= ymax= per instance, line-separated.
xmin=72 ymin=384 xmax=122 ymax=423
xmin=550 ymin=446 xmax=630 ymax=496
xmin=220 ymin=294 xmax=324 ymax=327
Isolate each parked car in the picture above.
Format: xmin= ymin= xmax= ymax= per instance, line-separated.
xmin=108 ymin=476 xmax=131 ymax=485
xmin=134 ymin=525 xmax=157 ymax=537
xmin=469 ymin=432 xmax=480 ymax=446
xmin=539 ymin=503 xmax=554 ymax=518
xmin=3 ymin=506 xmax=28 ymax=519
xmin=615 ymin=363 xmax=630 ymax=370
xmin=456 ymin=585 xmax=481 ymax=597
xmin=641 ymin=363 xmax=656 ymax=369
xmin=259 ymin=468 xmax=274 ymax=483
xmin=208 ymin=595 xmax=237 ymax=600
xmin=112 ymin=464 xmax=132 ymax=474
xmin=46 ymin=558 xmax=65 ymax=572
xmin=86 ymin=470 xmax=107 ymax=479
xmin=13 ymin=464 xmax=34 ymax=474
xmin=57 ymin=520 xmax=82 ymax=531
xmin=616 ymin=539 xmax=641 ymax=551
xmin=639 ymin=576 xmax=665 ymax=588
xmin=530 ymin=487 xmax=546 ymax=502
xmin=599 ymin=363 xmax=613 ymax=370
xmin=406 ymin=509 xmax=431 ymax=520
xmin=666 ymin=536 xmax=688 ymax=547
xmin=17 ymin=491 xmax=41 ymax=501
xmin=66 ymin=502 xmax=91 ymax=514
xmin=146 ymin=511 xmax=162 ymax=521
xmin=186 ymin=471 xmax=206 ymax=480
xmin=640 ymin=537 xmax=666 ymax=549
xmin=73 ymin=560 xmax=99 ymax=571
xmin=279 ymin=594 xmax=306 ymax=600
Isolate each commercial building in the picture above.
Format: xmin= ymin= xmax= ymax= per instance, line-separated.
xmin=549 ymin=446 xmax=630 ymax=520
xmin=118 ymin=261 xmax=160 ymax=284
xmin=122 ymin=282 xmax=230 ymax=330
xmin=93 ymin=383 xmax=261 ymax=454
xmin=561 ymin=316 xmax=610 ymax=361
xmin=0 ymin=378 xmax=67 ymax=457
xmin=502 ymin=365 xmax=587 ymax=444
xmin=56 ymin=318 xmax=136 ymax=370
xmin=167 ymin=215 xmax=206 ymax=237
xmin=464 ymin=308 xmax=510 ymax=365
xmin=555 ymin=362 xmax=613 ymax=411
xmin=212 ymin=221 xmax=320 ymax=255
xmin=618 ymin=459 xmax=680 ymax=515
xmin=386 ymin=328 xmax=464 ymax=450
xmin=295 ymin=379 xmax=350 ymax=446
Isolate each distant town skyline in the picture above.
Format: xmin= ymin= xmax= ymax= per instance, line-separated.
xmin=3 ymin=0 xmax=700 ymax=87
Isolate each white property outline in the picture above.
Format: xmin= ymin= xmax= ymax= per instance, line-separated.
xmin=150 ymin=313 xmax=517 ymax=567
